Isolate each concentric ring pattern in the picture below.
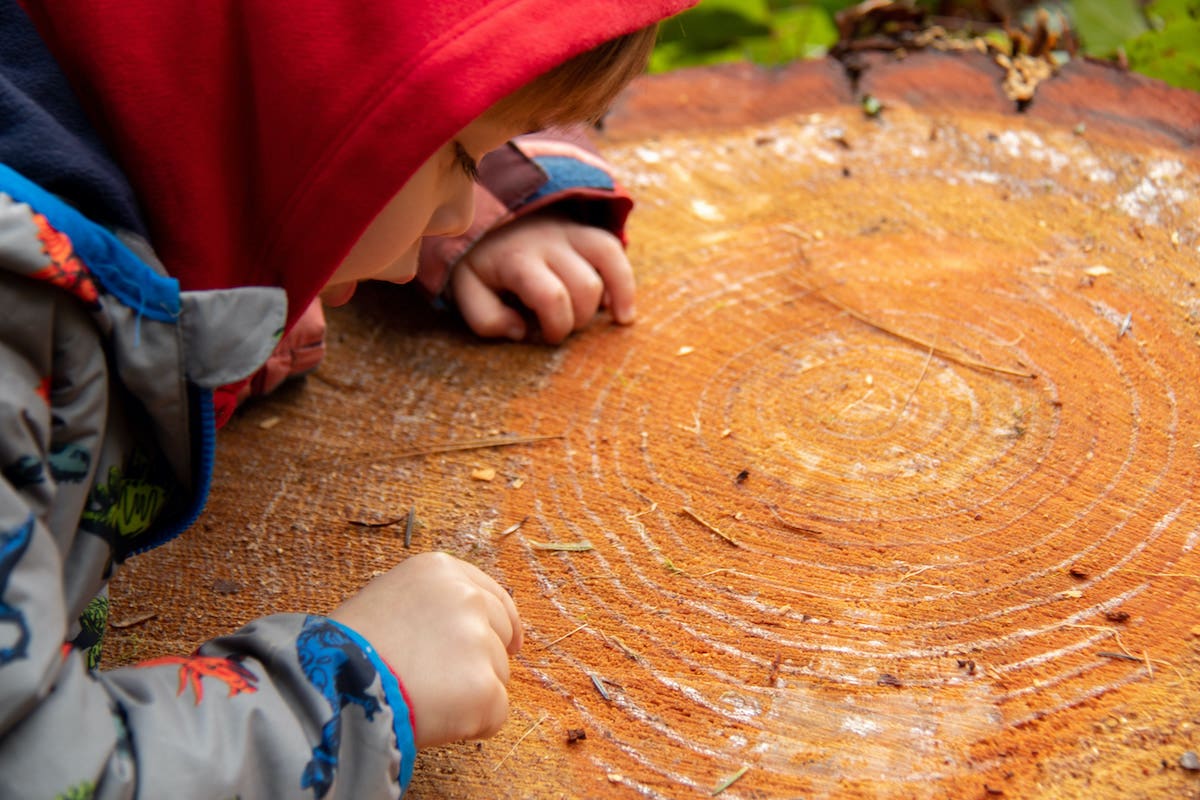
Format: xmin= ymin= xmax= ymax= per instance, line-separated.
xmin=493 ymin=108 xmax=1200 ymax=796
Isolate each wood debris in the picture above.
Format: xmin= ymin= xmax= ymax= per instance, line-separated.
xmin=110 ymin=611 xmax=157 ymax=630
xmin=499 ymin=516 xmax=529 ymax=537
xmin=404 ymin=505 xmax=415 ymax=548
xmin=997 ymin=52 xmax=1054 ymax=103
xmin=590 ymin=674 xmax=612 ymax=701
xmin=1117 ymin=312 xmax=1133 ymax=339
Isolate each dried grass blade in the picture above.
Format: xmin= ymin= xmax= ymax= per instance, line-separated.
xmin=541 ymin=622 xmax=588 ymax=648
xmin=712 ymin=765 xmax=750 ymax=795
xmin=493 ymin=712 xmax=548 ymax=772
xmin=529 ymin=540 xmax=593 ymax=552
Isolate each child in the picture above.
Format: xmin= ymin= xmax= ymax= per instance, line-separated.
xmin=0 ymin=1 xmax=695 ymax=797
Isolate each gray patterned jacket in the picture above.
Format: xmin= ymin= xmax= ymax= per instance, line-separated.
xmin=0 ymin=164 xmax=417 ymax=799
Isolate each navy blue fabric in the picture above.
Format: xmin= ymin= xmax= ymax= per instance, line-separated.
xmin=0 ymin=0 xmax=145 ymax=234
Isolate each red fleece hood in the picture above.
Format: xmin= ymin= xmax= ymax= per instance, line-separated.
xmin=20 ymin=0 xmax=695 ymax=331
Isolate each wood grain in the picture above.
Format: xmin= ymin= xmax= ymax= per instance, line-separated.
xmin=109 ymin=52 xmax=1200 ymax=799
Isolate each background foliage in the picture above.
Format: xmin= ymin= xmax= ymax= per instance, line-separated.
xmin=651 ymin=0 xmax=1200 ymax=91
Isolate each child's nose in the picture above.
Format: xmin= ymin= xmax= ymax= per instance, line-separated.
xmin=425 ymin=181 xmax=475 ymax=239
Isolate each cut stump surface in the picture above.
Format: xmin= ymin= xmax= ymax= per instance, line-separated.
xmin=110 ymin=53 xmax=1200 ymax=799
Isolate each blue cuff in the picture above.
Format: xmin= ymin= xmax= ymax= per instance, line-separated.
xmin=328 ymin=620 xmax=418 ymax=791
xmin=525 ymin=155 xmax=615 ymax=204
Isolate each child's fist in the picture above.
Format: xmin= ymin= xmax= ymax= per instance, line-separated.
xmin=330 ymin=551 xmax=523 ymax=749
xmin=450 ymin=214 xmax=634 ymax=343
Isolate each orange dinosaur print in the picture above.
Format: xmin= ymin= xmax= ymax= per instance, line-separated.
xmin=35 ymin=376 xmax=51 ymax=404
xmin=139 ymin=654 xmax=259 ymax=705
xmin=29 ymin=214 xmax=100 ymax=307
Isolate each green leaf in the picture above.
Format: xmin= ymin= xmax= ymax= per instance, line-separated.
xmin=1067 ymin=0 xmax=1148 ymax=56
xmin=1140 ymin=0 xmax=1200 ymax=25
xmin=1121 ymin=0 xmax=1200 ymax=90
xmin=766 ymin=6 xmax=840 ymax=61
xmin=649 ymin=39 xmax=757 ymax=73
xmin=656 ymin=0 xmax=772 ymax=49
xmin=774 ymin=0 xmax=860 ymax=16
xmin=653 ymin=2 xmax=838 ymax=70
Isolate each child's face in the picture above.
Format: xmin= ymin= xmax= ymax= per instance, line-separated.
xmin=320 ymin=112 xmax=521 ymax=306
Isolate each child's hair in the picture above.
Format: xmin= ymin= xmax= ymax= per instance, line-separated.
xmin=492 ymin=23 xmax=660 ymax=129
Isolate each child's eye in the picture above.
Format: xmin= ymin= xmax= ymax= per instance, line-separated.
xmin=453 ymin=142 xmax=481 ymax=183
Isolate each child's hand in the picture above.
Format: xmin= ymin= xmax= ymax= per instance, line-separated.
xmin=330 ymin=552 xmax=523 ymax=749
xmin=450 ymin=214 xmax=634 ymax=343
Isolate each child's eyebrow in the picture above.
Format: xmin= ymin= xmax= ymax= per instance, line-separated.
xmin=453 ymin=141 xmax=481 ymax=183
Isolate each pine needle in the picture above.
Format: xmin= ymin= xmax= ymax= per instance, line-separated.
xmin=315 ymin=434 xmax=564 ymax=468
xmin=682 ymin=507 xmax=740 ymax=547
xmin=772 ymin=235 xmax=1036 ymax=381
xmin=813 ymin=288 xmax=1036 ymax=379
xmin=493 ymin=712 xmax=548 ymax=771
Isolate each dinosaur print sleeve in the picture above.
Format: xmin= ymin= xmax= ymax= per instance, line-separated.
xmin=97 ymin=614 xmax=416 ymax=798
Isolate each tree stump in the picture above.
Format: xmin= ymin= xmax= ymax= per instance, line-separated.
xmin=109 ymin=52 xmax=1200 ymax=798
